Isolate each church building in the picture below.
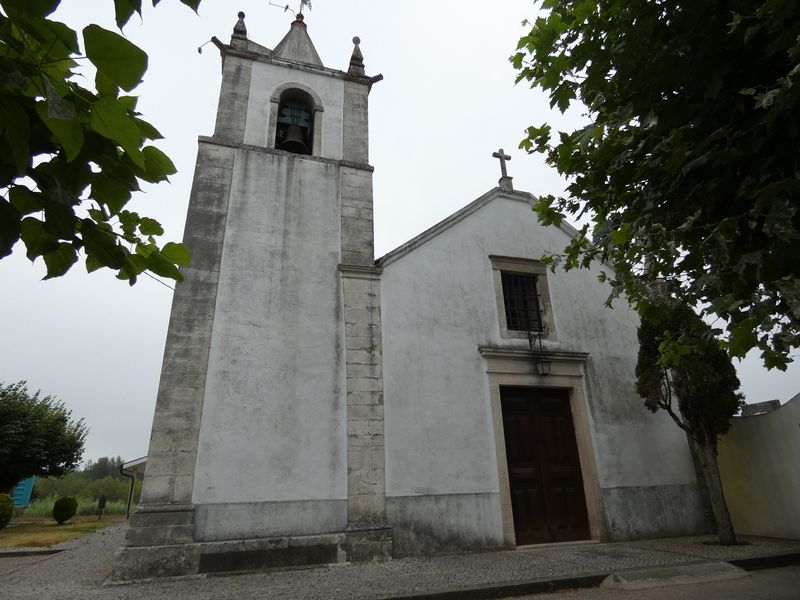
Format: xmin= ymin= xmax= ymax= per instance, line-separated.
xmin=115 ymin=13 xmax=708 ymax=579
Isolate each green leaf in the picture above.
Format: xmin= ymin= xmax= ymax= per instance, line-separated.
xmin=161 ymin=241 xmax=190 ymax=266
xmin=0 ymin=197 xmax=22 ymax=257
xmin=27 ymin=159 xmax=91 ymax=210
xmin=0 ymin=0 xmax=59 ymax=19
xmin=20 ymin=217 xmax=59 ymax=260
xmin=40 ymin=19 xmax=80 ymax=54
xmin=134 ymin=117 xmax=163 ymax=140
xmin=124 ymin=253 xmax=147 ymax=275
xmin=85 ymin=254 xmax=102 ymax=273
xmin=89 ymin=97 xmax=144 ymax=167
xmin=87 ymin=208 xmax=106 ymax=222
xmin=145 ymin=250 xmax=183 ymax=281
xmin=95 ymin=70 xmax=119 ymax=98
xmin=43 ymin=242 xmax=78 ymax=278
xmin=42 ymin=78 xmax=77 ymax=120
xmin=114 ymin=0 xmax=143 ymax=28
xmin=0 ymin=98 xmax=31 ymax=175
xmin=138 ymin=217 xmax=164 ymax=236
xmin=35 ymin=102 xmax=84 ymax=162
xmin=657 ymin=337 xmax=692 ymax=368
xmin=609 ymin=223 xmax=631 ymax=245
xmin=43 ymin=201 xmax=76 ymax=239
xmin=21 ymin=19 xmax=80 ymax=58
xmin=0 ymin=60 xmax=29 ymax=96
xmin=90 ymin=173 xmax=131 ymax=214
xmin=727 ymin=320 xmax=759 ymax=357
xmin=80 ymin=219 xmax=125 ymax=269
xmin=708 ymin=294 xmax=742 ymax=315
xmin=9 ymin=187 xmax=43 ymax=215
xmin=572 ymin=0 xmax=595 ymax=23
xmin=118 ymin=210 xmax=140 ymax=238
xmin=142 ymin=146 xmax=176 ymax=181
xmin=83 ymin=24 xmax=148 ymax=92
xmin=118 ymin=95 xmax=138 ymax=112
xmin=178 ymin=0 xmax=201 ymax=11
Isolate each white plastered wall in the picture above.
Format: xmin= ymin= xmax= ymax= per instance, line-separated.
xmin=193 ymin=150 xmax=346 ymax=507
xmin=380 ymin=193 xmax=701 ymax=545
xmin=719 ymin=395 xmax=800 ymax=539
xmin=243 ymin=61 xmax=344 ymax=159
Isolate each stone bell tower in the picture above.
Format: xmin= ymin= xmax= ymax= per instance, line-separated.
xmin=115 ymin=12 xmax=389 ymax=578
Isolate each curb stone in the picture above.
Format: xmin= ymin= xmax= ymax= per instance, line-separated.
xmin=370 ymin=552 xmax=800 ymax=600
xmin=0 ymin=549 xmax=63 ymax=558
xmin=374 ymin=573 xmax=608 ymax=600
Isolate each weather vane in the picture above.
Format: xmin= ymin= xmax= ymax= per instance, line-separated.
xmin=269 ymin=0 xmax=312 ymax=17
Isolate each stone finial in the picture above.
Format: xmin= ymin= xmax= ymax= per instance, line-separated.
xmin=233 ymin=11 xmax=247 ymax=39
xmin=348 ymin=36 xmax=365 ymax=76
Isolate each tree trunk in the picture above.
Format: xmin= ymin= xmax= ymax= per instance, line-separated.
xmin=692 ymin=437 xmax=737 ymax=545
xmin=684 ymin=433 xmax=717 ymax=533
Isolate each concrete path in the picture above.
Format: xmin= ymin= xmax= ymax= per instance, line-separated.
xmin=1 ymin=525 xmax=799 ymax=600
xmin=509 ymin=566 xmax=800 ymax=600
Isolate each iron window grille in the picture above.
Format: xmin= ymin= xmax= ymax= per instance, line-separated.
xmin=501 ymin=271 xmax=543 ymax=333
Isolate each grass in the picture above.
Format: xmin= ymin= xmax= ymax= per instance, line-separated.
xmin=0 ymin=517 xmax=122 ymax=548
xmin=23 ymin=496 xmax=130 ymax=517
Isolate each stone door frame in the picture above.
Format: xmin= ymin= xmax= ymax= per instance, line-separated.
xmin=478 ymin=346 xmax=608 ymax=547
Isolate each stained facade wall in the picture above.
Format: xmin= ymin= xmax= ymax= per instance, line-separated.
xmin=190 ymin=57 xmax=356 ymax=541
xmin=192 ymin=149 xmax=348 ymax=540
xmin=379 ymin=192 xmax=708 ymax=554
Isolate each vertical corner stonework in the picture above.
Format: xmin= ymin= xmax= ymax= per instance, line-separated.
xmin=113 ymin=140 xmax=236 ymax=580
xmin=339 ymin=264 xmax=392 ymax=562
xmin=339 ymin=159 xmax=392 ymax=561
xmin=213 ymin=54 xmax=252 ymax=144
xmin=342 ymin=80 xmax=369 ymax=163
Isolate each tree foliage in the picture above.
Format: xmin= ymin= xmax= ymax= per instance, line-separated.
xmin=0 ymin=0 xmax=201 ymax=283
xmin=36 ymin=474 xmax=141 ymax=503
xmin=636 ymin=304 xmax=744 ymax=445
xmin=33 ymin=455 xmax=143 ymax=503
xmin=82 ymin=455 xmax=124 ymax=480
xmin=0 ymin=381 xmax=88 ymax=493
xmin=636 ymin=304 xmax=744 ymax=544
xmin=514 ymin=0 xmax=800 ymax=369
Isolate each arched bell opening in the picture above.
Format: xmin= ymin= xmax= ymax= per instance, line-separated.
xmin=275 ymin=88 xmax=315 ymax=156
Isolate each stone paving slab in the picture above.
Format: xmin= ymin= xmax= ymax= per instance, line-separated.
xmin=1 ymin=525 xmax=799 ymax=600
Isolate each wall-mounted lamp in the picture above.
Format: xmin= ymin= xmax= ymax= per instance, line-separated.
xmin=528 ymin=331 xmax=552 ymax=376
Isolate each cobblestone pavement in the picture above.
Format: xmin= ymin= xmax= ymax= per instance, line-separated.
xmin=1 ymin=525 xmax=799 ymax=600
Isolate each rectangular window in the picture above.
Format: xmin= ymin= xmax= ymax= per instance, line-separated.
xmin=501 ymin=271 xmax=543 ymax=332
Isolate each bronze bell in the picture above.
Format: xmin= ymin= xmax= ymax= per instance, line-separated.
xmin=280 ymin=125 xmax=307 ymax=154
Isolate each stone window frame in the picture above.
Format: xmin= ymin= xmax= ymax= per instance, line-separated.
xmin=489 ymin=255 xmax=557 ymax=342
xmin=267 ymin=82 xmax=324 ymax=155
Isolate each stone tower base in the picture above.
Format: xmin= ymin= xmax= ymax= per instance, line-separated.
xmin=114 ymin=524 xmax=392 ymax=581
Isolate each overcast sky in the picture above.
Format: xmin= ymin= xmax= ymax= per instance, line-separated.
xmin=0 ymin=1 xmax=796 ymax=464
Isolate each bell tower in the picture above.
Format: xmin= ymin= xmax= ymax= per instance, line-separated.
xmin=115 ymin=12 xmax=390 ymax=578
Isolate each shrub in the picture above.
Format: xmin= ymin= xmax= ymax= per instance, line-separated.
xmin=0 ymin=494 xmax=12 ymax=530
xmin=52 ymin=496 xmax=78 ymax=525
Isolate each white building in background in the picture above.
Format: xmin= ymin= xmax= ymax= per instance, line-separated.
xmin=115 ymin=13 xmax=708 ymax=579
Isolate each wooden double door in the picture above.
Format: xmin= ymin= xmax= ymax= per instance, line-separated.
xmin=501 ymin=386 xmax=590 ymax=545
